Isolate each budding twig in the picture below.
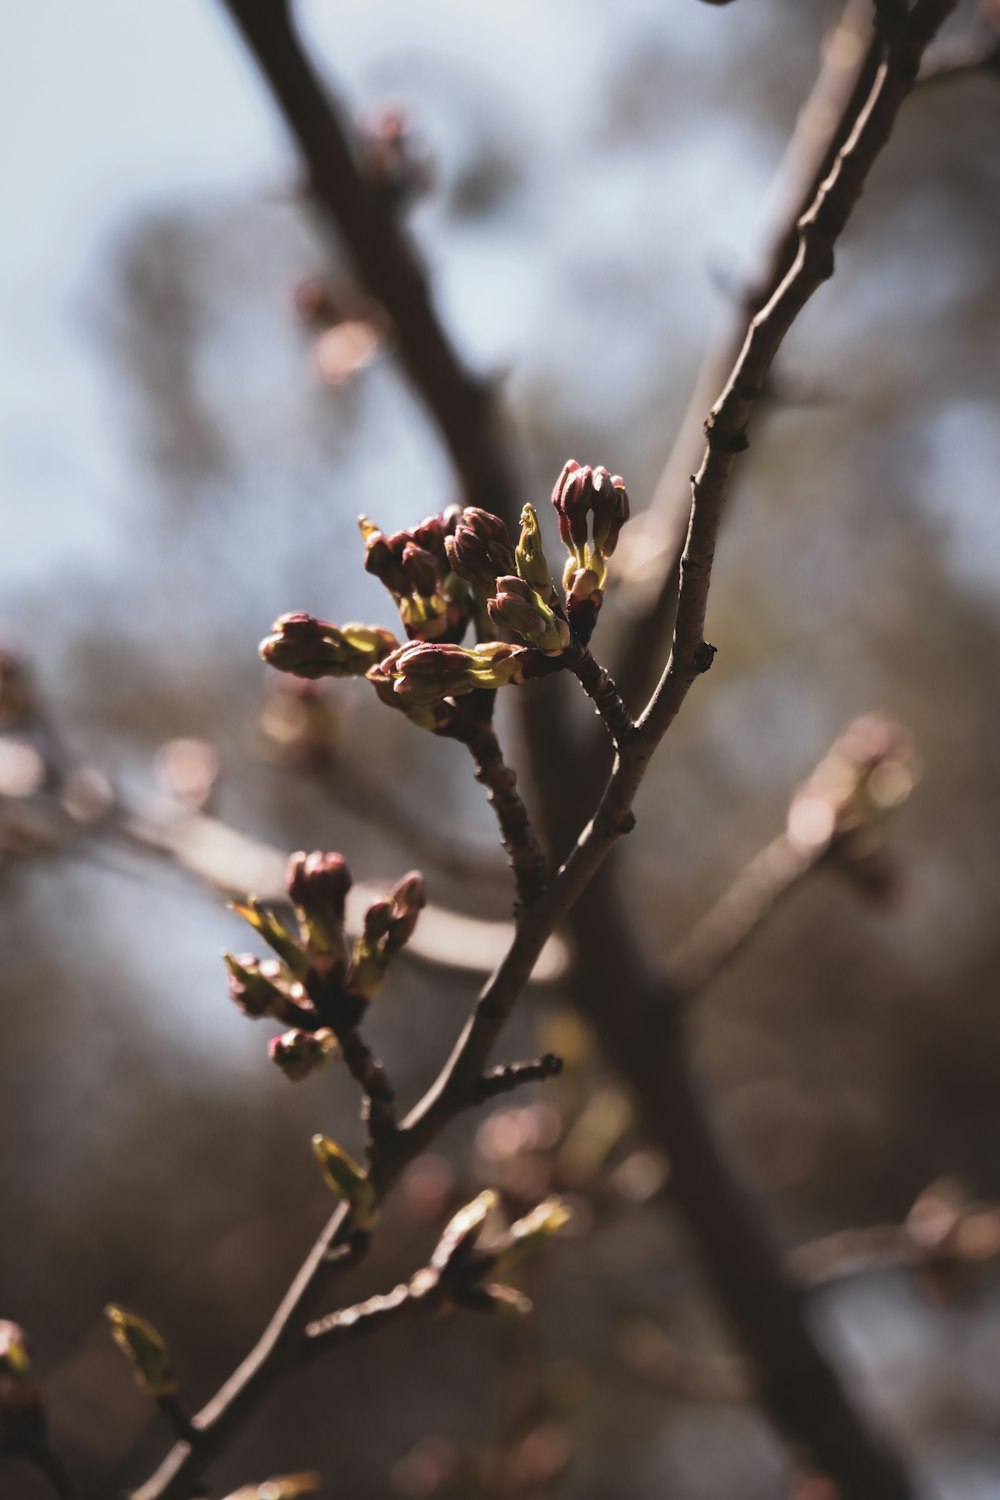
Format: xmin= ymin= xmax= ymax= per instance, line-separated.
xmin=457 ymin=719 xmax=548 ymax=909
xmin=332 ymin=1028 xmax=398 ymax=1148
xmin=473 ymin=1054 xmax=564 ymax=1103
xmin=564 ymin=646 xmax=635 ymax=747
xmin=130 ymin=5 xmax=956 ymax=1499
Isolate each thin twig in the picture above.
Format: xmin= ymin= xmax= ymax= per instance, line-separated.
xmin=563 ymin=646 xmax=635 ymax=747
xmin=332 ymin=1027 xmax=397 ymax=1149
xmin=131 ymin=6 xmax=955 ymax=1497
xmin=473 ymin=1054 xmax=565 ymax=1103
xmin=610 ymin=0 xmax=880 ymax=715
xmin=667 ymin=832 xmax=823 ymax=998
xmin=155 ymin=1394 xmax=195 ymax=1443
xmin=457 ymin=719 xmax=549 ymax=909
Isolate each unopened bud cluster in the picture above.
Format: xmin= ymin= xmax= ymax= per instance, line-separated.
xmin=225 ymin=850 xmax=425 ymax=1081
xmin=260 ymin=460 xmax=629 ymax=729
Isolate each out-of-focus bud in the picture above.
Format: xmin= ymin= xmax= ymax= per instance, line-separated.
xmin=260 ymin=613 xmax=399 ymax=680
xmin=105 ymin=1306 xmax=176 ymax=1397
xmin=493 ymin=1198 xmax=571 ymax=1271
xmin=445 ymin=508 xmax=517 ymax=593
xmin=311 ymin=1135 xmax=378 ymax=1228
xmin=223 ymin=1474 xmax=322 ymax=1500
xmin=347 ymin=871 xmax=426 ymax=1002
xmin=0 ymin=1322 xmax=30 ymax=1379
xmin=0 ymin=1322 xmax=45 ymax=1452
xmin=550 ymin=462 xmax=630 ymax=643
xmin=591 ymin=471 xmax=629 ymax=558
xmin=224 ymin=952 xmax=288 ymax=1019
xmin=358 ymin=106 xmax=430 ymax=212
xmin=269 ymin=1028 xmax=339 ymax=1082
xmin=430 ymin=1190 xmax=499 ymax=1272
xmin=487 ymin=577 xmax=570 ymax=656
xmin=229 ymin=898 xmax=311 ymax=981
xmin=286 ymin=851 xmax=352 ymax=966
xmin=453 ymin=1282 xmax=534 ymax=1317
xmin=786 ymin=716 xmax=919 ymax=900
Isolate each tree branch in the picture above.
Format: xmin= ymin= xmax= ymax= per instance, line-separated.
xmin=454 ymin=717 xmax=549 ymax=909
xmin=131 ymin=4 xmax=956 ymax=1496
xmin=564 ymin=646 xmax=635 ymax=747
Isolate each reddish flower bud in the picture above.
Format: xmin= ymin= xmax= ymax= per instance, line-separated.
xmin=591 ymin=470 xmax=630 ymax=557
xmin=269 ymin=1028 xmax=339 ymax=1082
xmin=551 ymin=460 xmax=591 ymax=554
xmin=260 ymin=613 xmax=398 ymax=679
xmin=401 ymin=540 xmax=440 ymax=597
xmin=445 ymin=508 xmax=517 ymax=592
xmin=488 ymin=577 xmax=569 ymax=655
xmin=286 ymin=851 xmax=352 ymax=964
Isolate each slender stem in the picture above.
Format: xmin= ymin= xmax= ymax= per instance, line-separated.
xmin=460 ymin=721 xmax=548 ymax=908
xmin=668 ymin=832 xmax=824 ymax=998
xmin=473 ymin=1053 xmax=564 ymax=1102
xmin=333 ymin=1026 xmax=397 ymax=1149
xmin=155 ymin=1394 xmax=195 ymax=1443
xmin=609 ymin=0 xmax=881 ymax=716
xmin=303 ymin=1276 xmax=440 ymax=1352
xmin=564 ymin=646 xmax=635 ymax=746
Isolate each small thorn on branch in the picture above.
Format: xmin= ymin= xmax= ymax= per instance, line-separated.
xmin=472 ymin=1053 xmax=564 ymax=1103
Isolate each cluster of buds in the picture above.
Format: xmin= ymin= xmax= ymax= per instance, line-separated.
xmin=368 ymin=640 xmax=545 ymax=730
xmin=361 ymin=511 xmax=473 ymax=644
xmin=225 ymin=851 xmax=425 ymax=1081
xmin=446 ymin=503 xmax=570 ymax=655
xmin=551 ymin=461 xmax=630 ymax=643
xmin=259 ymin=613 xmax=398 ymax=680
xmin=259 ymin=462 xmax=629 ymax=736
xmin=422 ymin=1189 xmax=571 ymax=1317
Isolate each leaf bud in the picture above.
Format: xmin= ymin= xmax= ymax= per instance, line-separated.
xmin=311 ymin=1135 xmax=378 ymax=1228
xmin=105 ymin=1305 xmax=176 ymax=1397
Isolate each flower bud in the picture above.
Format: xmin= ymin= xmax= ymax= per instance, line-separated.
xmin=487 ymin=577 xmax=570 ymax=655
xmin=347 ymin=870 xmax=426 ymax=1001
xmin=551 ymin=460 xmax=592 ymax=555
xmin=0 ymin=1323 xmax=30 ymax=1379
xmin=591 ymin=471 xmax=629 ymax=557
xmin=360 ymin=518 xmax=409 ymax=593
xmin=260 ymin=613 xmax=398 ymax=680
xmin=105 ymin=1305 xmax=176 ymax=1397
xmin=445 ymin=508 xmax=517 ymax=593
xmin=269 ymin=1028 xmax=339 ymax=1081
xmin=224 ymin=952 xmax=287 ymax=1018
xmin=286 ymin=851 xmax=352 ymax=964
